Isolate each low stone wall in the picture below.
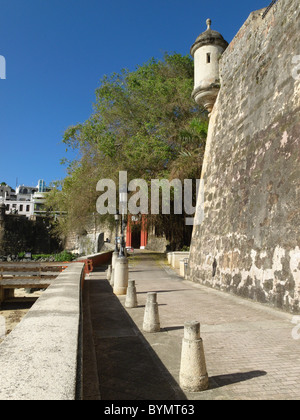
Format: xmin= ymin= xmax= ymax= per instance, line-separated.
xmin=77 ymin=250 xmax=113 ymax=267
xmin=0 ymin=262 xmax=85 ymax=400
xmin=167 ymin=252 xmax=190 ymax=270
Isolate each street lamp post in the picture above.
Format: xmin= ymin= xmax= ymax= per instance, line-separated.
xmin=114 ymin=212 xmax=120 ymax=253
xmin=113 ymin=186 xmax=129 ymax=295
xmin=119 ymin=187 xmax=127 ymax=257
xmin=110 ymin=212 xmax=120 ymax=287
xmin=119 ymin=215 xmax=127 ymax=257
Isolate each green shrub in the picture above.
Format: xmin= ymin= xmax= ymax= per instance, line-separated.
xmin=18 ymin=251 xmax=76 ymax=262
xmin=32 ymin=254 xmax=52 ymax=260
xmin=181 ymin=245 xmax=190 ymax=252
xmin=54 ymin=251 xmax=75 ymax=262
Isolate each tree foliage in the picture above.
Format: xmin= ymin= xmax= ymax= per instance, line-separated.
xmin=46 ymin=53 xmax=208 ymax=248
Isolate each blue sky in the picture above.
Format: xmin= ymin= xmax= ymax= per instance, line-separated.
xmin=0 ymin=0 xmax=269 ymax=189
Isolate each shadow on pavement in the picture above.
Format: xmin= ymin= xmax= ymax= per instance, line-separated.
xmin=209 ymin=370 xmax=267 ymax=389
xmin=136 ymin=289 xmax=191 ymax=295
xmin=82 ymin=276 xmax=187 ymax=400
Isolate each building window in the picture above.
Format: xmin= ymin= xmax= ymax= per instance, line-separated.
xmin=26 ymin=205 xmax=30 ymax=212
xmin=19 ymin=205 xmax=23 ymax=212
xmin=207 ymin=53 xmax=211 ymax=64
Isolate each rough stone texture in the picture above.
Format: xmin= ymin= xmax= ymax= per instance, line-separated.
xmin=188 ymin=0 xmax=300 ymax=313
xmin=64 ymin=218 xmax=115 ymax=255
xmin=145 ymin=234 xmax=169 ymax=252
xmin=0 ymin=263 xmax=84 ymax=400
xmin=0 ymin=213 xmax=61 ymax=255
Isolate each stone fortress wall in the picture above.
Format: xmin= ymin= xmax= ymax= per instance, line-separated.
xmin=188 ymin=0 xmax=300 ymax=313
xmin=0 ymin=203 xmax=61 ymax=256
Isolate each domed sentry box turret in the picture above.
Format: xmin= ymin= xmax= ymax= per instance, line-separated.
xmin=191 ymin=19 xmax=228 ymax=115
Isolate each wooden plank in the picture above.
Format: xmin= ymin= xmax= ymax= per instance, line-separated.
xmin=0 ymin=266 xmax=62 ymax=273
xmin=0 ymin=261 xmax=65 ymax=265
xmin=0 ymin=272 xmax=59 ymax=277
xmin=1 ymin=285 xmax=51 ymax=289
xmin=0 ymin=277 xmax=55 ymax=286
xmin=0 ymin=263 xmax=65 ymax=302
xmin=0 ymin=277 xmax=54 ymax=283
xmin=0 ymin=280 xmax=53 ymax=288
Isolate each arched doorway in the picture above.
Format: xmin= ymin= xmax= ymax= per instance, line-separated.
xmin=97 ymin=232 xmax=104 ymax=252
xmin=126 ymin=214 xmax=148 ymax=249
xmin=131 ymin=224 xmax=141 ymax=249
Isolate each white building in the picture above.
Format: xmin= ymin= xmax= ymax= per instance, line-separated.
xmin=0 ymin=180 xmax=49 ymax=218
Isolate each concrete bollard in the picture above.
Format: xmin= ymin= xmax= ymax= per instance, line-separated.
xmin=179 ymin=321 xmax=209 ymax=392
xmin=110 ymin=267 xmax=115 ymax=287
xmin=110 ymin=251 xmax=119 ymax=287
xmin=112 ymin=251 xmax=118 ymax=269
xmin=125 ymin=280 xmax=138 ymax=308
xmin=143 ymin=292 xmax=160 ymax=333
xmin=106 ymin=265 xmax=112 ymax=281
xmin=113 ymin=256 xmax=129 ymax=295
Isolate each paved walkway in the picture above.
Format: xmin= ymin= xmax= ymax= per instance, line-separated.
xmin=82 ymin=251 xmax=300 ymax=400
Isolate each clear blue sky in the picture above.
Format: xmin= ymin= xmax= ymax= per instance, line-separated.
xmin=0 ymin=0 xmax=268 ymax=189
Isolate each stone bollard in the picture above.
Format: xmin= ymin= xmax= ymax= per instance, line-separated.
xmin=179 ymin=321 xmax=209 ymax=392
xmin=106 ymin=264 xmax=112 ymax=281
xmin=113 ymin=256 xmax=129 ymax=295
xmin=110 ymin=267 xmax=115 ymax=287
xmin=112 ymin=251 xmax=118 ymax=269
xmin=125 ymin=280 xmax=138 ymax=308
xmin=110 ymin=251 xmax=118 ymax=287
xmin=143 ymin=292 xmax=160 ymax=333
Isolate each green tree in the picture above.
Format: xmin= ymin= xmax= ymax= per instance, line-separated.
xmin=47 ymin=53 xmax=208 ymax=248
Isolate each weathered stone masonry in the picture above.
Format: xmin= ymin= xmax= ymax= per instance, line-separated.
xmin=188 ymin=0 xmax=300 ymax=313
xmin=0 ymin=204 xmax=61 ymax=255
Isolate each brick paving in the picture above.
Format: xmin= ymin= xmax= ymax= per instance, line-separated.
xmin=83 ymin=251 xmax=300 ymax=400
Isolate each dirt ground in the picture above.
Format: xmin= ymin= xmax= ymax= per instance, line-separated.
xmin=0 ymin=289 xmax=43 ymax=344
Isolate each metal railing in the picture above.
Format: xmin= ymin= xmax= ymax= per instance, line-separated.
xmin=262 ymin=0 xmax=279 ymax=19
